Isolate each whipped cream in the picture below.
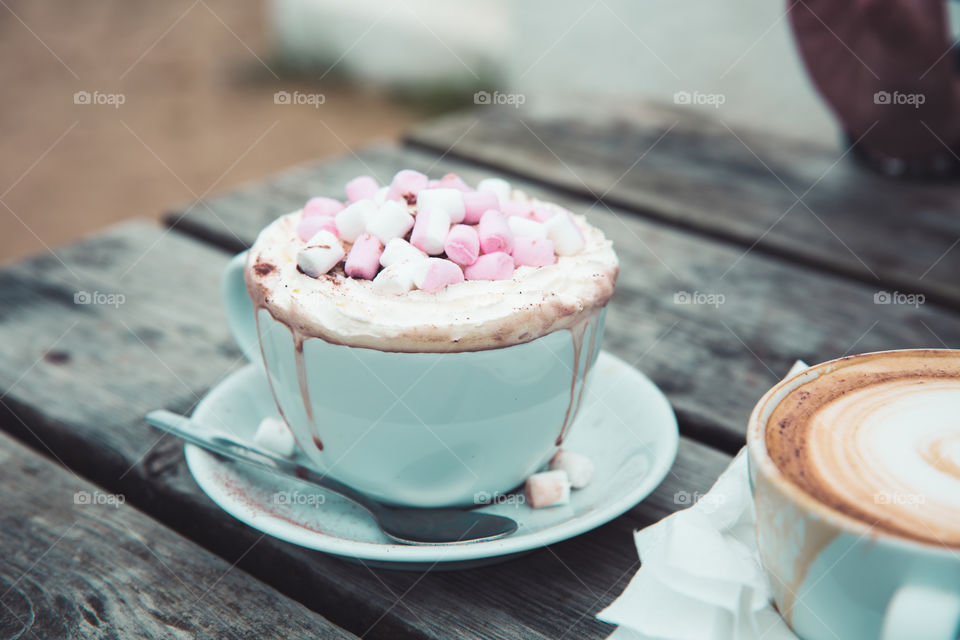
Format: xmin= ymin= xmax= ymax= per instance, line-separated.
xmin=245 ymin=194 xmax=618 ymax=352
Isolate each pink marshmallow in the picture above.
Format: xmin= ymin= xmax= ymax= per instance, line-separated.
xmin=462 ymin=190 xmax=500 ymax=224
xmin=345 ymin=176 xmax=379 ymax=203
xmin=478 ymin=210 xmax=513 ymax=254
xmin=426 ymin=179 xmax=442 ymax=188
xmin=512 ymin=236 xmax=555 ymax=267
xmin=443 ymin=224 xmax=480 ymax=267
xmin=297 ymin=215 xmax=338 ymax=242
xmin=389 ymin=169 xmax=428 ymax=203
xmin=463 ymin=252 xmax=514 ymax=281
xmin=410 ymin=207 xmax=451 ymax=255
xmin=303 ymin=197 xmax=344 ymax=219
xmin=502 ymin=200 xmax=536 ymax=219
xmin=414 ymin=258 xmax=464 ymax=293
xmin=531 ymin=205 xmax=557 ymax=222
xmin=344 ymin=232 xmax=383 ymax=280
xmin=525 ymin=470 xmax=571 ymax=508
xmin=439 ymin=173 xmax=471 ymax=192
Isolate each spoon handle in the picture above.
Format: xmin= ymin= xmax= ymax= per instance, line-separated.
xmin=145 ymin=410 xmax=381 ymax=515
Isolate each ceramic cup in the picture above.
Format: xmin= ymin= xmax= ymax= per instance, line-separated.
xmin=222 ymin=251 xmax=606 ymax=507
xmin=747 ymin=350 xmax=960 ymax=640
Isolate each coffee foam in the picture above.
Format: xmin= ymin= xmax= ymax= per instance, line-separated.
xmin=245 ymin=195 xmax=618 ymax=352
xmin=767 ymin=352 xmax=960 ymax=547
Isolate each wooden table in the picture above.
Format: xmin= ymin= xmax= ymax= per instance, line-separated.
xmin=2 ymin=99 xmax=959 ymax=639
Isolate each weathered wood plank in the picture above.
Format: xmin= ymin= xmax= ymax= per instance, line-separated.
xmin=0 ymin=220 xmax=732 ymax=640
xmin=167 ymin=145 xmax=960 ymax=448
xmin=0 ymin=430 xmax=355 ymax=640
xmin=405 ymin=102 xmax=960 ymax=310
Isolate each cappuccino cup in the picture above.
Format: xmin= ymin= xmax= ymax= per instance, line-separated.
xmin=747 ymin=349 xmax=960 ymax=640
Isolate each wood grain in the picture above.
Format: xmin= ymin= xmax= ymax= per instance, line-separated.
xmin=168 ymin=145 xmax=960 ymax=448
xmin=0 ymin=430 xmax=355 ymax=640
xmin=405 ymin=101 xmax=960 ymax=310
xmin=0 ymin=220 xmax=731 ymax=639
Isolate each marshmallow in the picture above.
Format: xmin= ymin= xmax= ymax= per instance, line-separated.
xmin=443 ymin=224 xmax=480 ymax=267
xmin=463 ymin=251 xmax=514 ymax=281
xmin=380 ymin=237 xmax=427 ymax=268
xmin=345 ymin=175 xmax=378 ymax=203
xmin=367 ymin=200 xmax=414 ymax=244
xmin=410 ymin=206 xmax=451 ymax=255
xmin=544 ymin=210 xmax=586 ymax=256
xmin=297 ymin=230 xmax=344 ymax=277
xmin=512 ymin=236 xmax=555 ymax=267
xmin=296 ymin=215 xmax=338 ymax=242
xmin=417 ymin=188 xmax=465 ymax=224
xmin=507 ymin=216 xmax=548 ymax=239
xmin=413 ymin=258 xmax=464 ymax=293
xmin=253 ymin=416 xmax=296 ymax=457
xmin=439 ymin=173 xmax=471 ymax=192
xmin=389 ymin=169 xmax=428 ymax=202
xmin=549 ymin=449 xmax=594 ymax=489
xmin=478 ymin=210 xmax=513 ymax=254
xmin=373 ymin=185 xmax=401 ymax=205
xmin=336 ymin=199 xmax=376 ymax=242
xmin=372 ymin=259 xmax=421 ymax=294
xmin=344 ymin=232 xmax=383 ymax=280
xmin=462 ymin=190 xmax=500 ymax=225
xmin=477 ymin=177 xmax=511 ymax=207
xmin=502 ymin=200 xmax=536 ymax=219
xmin=525 ymin=470 xmax=571 ymax=508
xmin=302 ymin=197 xmax=344 ymax=219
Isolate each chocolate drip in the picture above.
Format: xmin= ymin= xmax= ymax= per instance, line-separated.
xmin=556 ymin=312 xmax=597 ymax=445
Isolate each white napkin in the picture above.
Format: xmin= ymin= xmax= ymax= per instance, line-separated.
xmin=597 ymin=361 xmax=809 ymax=640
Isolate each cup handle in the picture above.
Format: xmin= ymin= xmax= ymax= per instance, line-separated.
xmin=881 ymin=583 xmax=960 ymax=640
xmin=221 ymin=251 xmax=261 ymax=364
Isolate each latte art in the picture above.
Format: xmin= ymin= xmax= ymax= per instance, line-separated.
xmin=768 ymin=352 xmax=960 ymax=547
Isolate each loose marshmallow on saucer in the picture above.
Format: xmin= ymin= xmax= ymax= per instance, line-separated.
xmin=478 ymin=210 xmax=514 ymax=254
xmin=462 ymin=190 xmax=499 ymax=225
xmin=525 ymin=469 xmax=571 ymax=508
xmin=336 ymin=199 xmax=376 ymax=242
xmin=463 ymin=252 xmax=514 ymax=281
xmin=477 ymin=177 xmax=511 ymax=207
xmin=344 ymin=232 xmax=383 ymax=280
xmin=417 ymin=188 xmax=465 ymax=224
xmin=366 ymin=200 xmax=414 ymax=244
xmin=412 ymin=258 xmax=464 ymax=293
xmin=345 ymin=175 xmax=378 ymax=203
xmin=549 ymin=449 xmax=594 ymax=489
xmin=297 ymin=230 xmax=344 ymax=277
xmin=410 ymin=206 xmax=452 ymax=255
xmin=507 ymin=216 xmax=548 ymax=239
xmin=545 ymin=211 xmax=586 ymax=256
xmin=297 ymin=215 xmax=338 ymax=242
xmin=444 ymin=224 xmax=480 ymax=266
xmin=380 ymin=237 xmax=426 ymax=268
xmin=302 ymin=197 xmax=344 ymax=219
xmin=512 ymin=236 xmax=555 ymax=267
xmin=253 ymin=416 xmax=297 ymax=457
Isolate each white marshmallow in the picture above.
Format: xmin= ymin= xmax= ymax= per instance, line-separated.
xmin=372 ymin=258 xmax=428 ymax=294
xmin=297 ymin=230 xmax=344 ymax=277
xmin=410 ymin=207 xmax=452 ymax=255
xmin=549 ymin=449 xmax=594 ymax=489
xmin=477 ymin=178 xmax=511 ymax=207
xmin=253 ymin=416 xmax=296 ymax=457
xmin=367 ymin=200 xmax=414 ymax=244
xmin=544 ymin=212 xmax=586 ymax=256
xmin=525 ymin=469 xmax=571 ymax=508
xmin=336 ymin=199 xmax=376 ymax=242
xmin=380 ymin=237 xmax=427 ymax=268
xmin=507 ymin=216 xmax=548 ymax=239
xmin=416 ymin=188 xmax=465 ymax=224
xmin=373 ymin=185 xmax=390 ymax=205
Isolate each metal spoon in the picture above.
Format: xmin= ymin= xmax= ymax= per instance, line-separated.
xmin=146 ymin=410 xmax=518 ymax=545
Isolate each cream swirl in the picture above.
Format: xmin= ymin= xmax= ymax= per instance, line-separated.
xmin=244 ymin=195 xmax=618 ymax=352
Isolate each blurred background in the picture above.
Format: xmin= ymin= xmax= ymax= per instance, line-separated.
xmin=6 ymin=0 xmax=935 ymax=264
